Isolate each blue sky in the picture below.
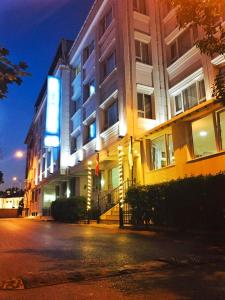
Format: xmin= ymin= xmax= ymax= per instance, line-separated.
xmin=0 ymin=0 xmax=94 ymax=188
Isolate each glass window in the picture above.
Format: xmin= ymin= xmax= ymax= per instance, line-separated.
xmin=102 ymin=52 xmax=116 ymax=79
xmin=100 ymin=8 xmax=113 ymax=36
xmin=105 ymin=100 xmax=118 ymax=129
xmin=71 ymin=134 xmax=82 ymax=153
xmin=88 ymin=121 xmax=96 ymax=140
xmin=192 ymin=114 xmax=217 ymax=158
xmin=168 ymin=134 xmax=175 ymax=165
xmin=73 ymin=63 xmax=81 ymax=79
xmin=178 ymin=29 xmax=192 ymax=57
xmin=89 ymin=80 xmax=95 ymax=97
xmin=152 ymin=136 xmax=167 ymax=170
xmin=183 ymin=83 xmax=197 ymax=110
xmin=173 ymin=80 xmax=205 ymax=115
xmin=174 ymin=94 xmax=183 ymax=113
xmin=135 ymin=40 xmax=150 ymax=64
xmin=151 ymin=134 xmax=174 ymax=170
xmin=219 ymin=110 xmax=225 ymax=150
xmin=133 ymin=0 xmax=146 ymax=14
xmin=198 ymin=79 xmax=206 ymax=102
xmin=170 ymin=42 xmax=177 ymax=63
xmin=137 ymin=93 xmax=154 ymax=119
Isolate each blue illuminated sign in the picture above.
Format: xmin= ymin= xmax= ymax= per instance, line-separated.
xmin=44 ymin=76 xmax=60 ymax=147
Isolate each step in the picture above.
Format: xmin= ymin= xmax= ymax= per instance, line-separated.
xmin=101 ymin=215 xmax=119 ymax=221
xmin=100 ymin=219 xmax=119 ymax=225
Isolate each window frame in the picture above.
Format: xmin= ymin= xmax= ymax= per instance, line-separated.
xmin=173 ymin=79 xmax=206 ymax=115
xmin=102 ymin=51 xmax=116 ymax=80
xmin=150 ymin=134 xmax=175 ymax=170
xmin=137 ymin=92 xmax=154 ymax=119
xmin=133 ymin=0 xmax=147 ymax=15
xmin=100 ymin=7 xmax=113 ymax=36
xmin=104 ymin=100 xmax=119 ymax=130
xmin=135 ymin=40 xmax=150 ymax=65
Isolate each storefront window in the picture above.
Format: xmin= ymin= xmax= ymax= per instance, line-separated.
xmin=192 ymin=114 xmax=217 ymax=158
xmin=219 ymin=110 xmax=225 ymax=150
xmin=168 ymin=134 xmax=175 ymax=165
xmin=151 ymin=136 xmax=167 ymax=169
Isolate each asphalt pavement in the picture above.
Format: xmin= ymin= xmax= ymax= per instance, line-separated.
xmin=0 ymin=219 xmax=225 ymax=299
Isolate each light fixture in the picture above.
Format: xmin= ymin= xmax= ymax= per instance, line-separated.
xmin=199 ymin=131 xmax=208 ymax=137
xmin=15 ymin=151 xmax=24 ymax=158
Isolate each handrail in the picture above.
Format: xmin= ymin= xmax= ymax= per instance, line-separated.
xmin=99 ymin=179 xmax=132 ymax=215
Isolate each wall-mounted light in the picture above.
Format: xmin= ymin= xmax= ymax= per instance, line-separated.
xmin=199 ymin=131 xmax=208 ymax=137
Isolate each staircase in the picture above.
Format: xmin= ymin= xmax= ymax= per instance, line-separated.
xmin=99 ymin=180 xmax=131 ymax=224
xmin=100 ymin=203 xmax=120 ymax=224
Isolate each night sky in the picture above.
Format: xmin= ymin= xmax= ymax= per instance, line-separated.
xmin=0 ymin=0 xmax=94 ymax=189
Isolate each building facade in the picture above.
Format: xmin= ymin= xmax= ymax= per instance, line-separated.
xmin=25 ymin=0 xmax=225 ymax=220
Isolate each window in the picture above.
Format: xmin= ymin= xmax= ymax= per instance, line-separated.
xmin=100 ymin=8 xmax=113 ymax=36
xmin=104 ymin=100 xmax=118 ymax=130
xmin=151 ymin=134 xmax=174 ymax=170
xmin=137 ymin=93 xmax=154 ymax=119
xmin=192 ymin=114 xmax=217 ymax=158
xmin=219 ymin=110 xmax=225 ymax=150
xmin=83 ymin=40 xmax=95 ymax=63
xmin=183 ymin=83 xmax=198 ymax=110
xmin=102 ymin=52 xmax=116 ymax=80
xmin=178 ymin=29 xmax=192 ymax=57
xmin=83 ymin=80 xmax=95 ymax=102
xmin=168 ymin=26 xmax=198 ymax=65
xmin=87 ymin=121 xmax=96 ymax=141
xmin=71 ymin=134 xmax=82 ymax=153
xmin=162 ymin=0 xmax=172 ymax=17
xmin=133 ymin=0 xmax=146 ymax=14
xmin=47 ymin=149 xmax=51 ymax=168
xmin=135 ymin=40 xmax=151 ymax=64
xmin=173 ymin=80 xmax=206 ymax=115
xmin=73 ymin=63 xmax=81 ymax=79
xmin=170 ymin=42 xmax=178 ymax=63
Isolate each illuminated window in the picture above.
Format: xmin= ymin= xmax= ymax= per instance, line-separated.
xmin=137 ymin=93 xmax=154 ymax=119
xmin=151 ymin=134 xmax=174 ymax=170
xmin=192 ymin=114 xmax=217 ymax=158
xmin=218 ymin=110 xmax=225 ymax=150
xmin=100 ymin=8 xmax=113 ymax=36
xmin=87 ymin=121 xmax=96 ymax=142
xmin=135 ymin=40 xmax=151 ymax=64
xmin=83 ymin=80 xmax=95 ymax=102
xmin=133 ymin=0 xmax=146 ymax=14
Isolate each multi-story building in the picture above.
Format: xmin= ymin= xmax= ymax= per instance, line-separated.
xmin=25 ymin=0 xmax=225 ymax=221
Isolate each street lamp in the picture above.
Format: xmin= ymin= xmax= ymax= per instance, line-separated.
xmin=14 ymin=150 xmax=24 ymax=159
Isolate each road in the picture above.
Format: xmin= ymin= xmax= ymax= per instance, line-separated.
xmin=0 ymin=219 xmax=225 ymax=299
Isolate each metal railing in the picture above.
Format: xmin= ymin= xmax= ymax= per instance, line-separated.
xmin=99 ymin=180 xmax=132 ymax=215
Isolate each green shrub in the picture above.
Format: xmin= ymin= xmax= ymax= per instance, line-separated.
xmin=51 ymin=196 xmax=86 ymax=223
xmin=125 ymin=174 xmax=225 ymax=230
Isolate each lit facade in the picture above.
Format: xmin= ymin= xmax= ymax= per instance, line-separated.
xmin=25 ymin=0 xmax=225 ymax=219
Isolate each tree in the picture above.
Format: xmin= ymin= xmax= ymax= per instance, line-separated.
xmin=168 ymin=0 xmax=225 ymax=101
xmin=0 ymin=47 xmax=30 ymax=99
xmin=0 ymin=171 xmax=3 ymax=185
